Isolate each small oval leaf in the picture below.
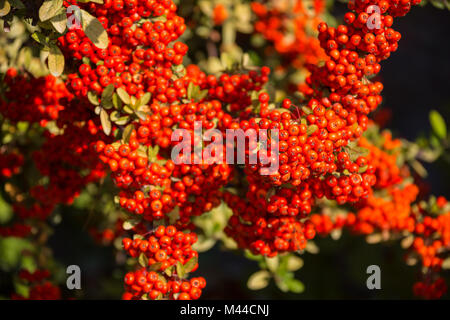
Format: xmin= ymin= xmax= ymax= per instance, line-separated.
xmin=117 ymin=87 xmax=131 ymax=104
xmin=50 ymin=11 xmax=67 ymax=33
xmin=39 ymin=0 xmax=63 ymax=22
xmin=247 ymin=270 xmax=271 ymax=290
xmin=80 ymin=9 xmax=109 ymax=49
xmin=429 ymin=110 xmax=447 ymax=140
xmin=100 ymin=108 xmax=111 ymax=135
xmin=48 ymin=44 xmax=65 ymax=76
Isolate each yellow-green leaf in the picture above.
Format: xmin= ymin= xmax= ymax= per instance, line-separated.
xmin=88 ymin=91 xmax=99 ymax=106
xmin=122 ymin=124 xmax=134 ymax=144
xmin=176 ymin=261 xmax=185 ymax=279
xmin=247 ymin=270 xmax=270 ymax=290
xmin=286 ymin=255 xmax=304 ymax=271
xmin=48 ymin=44 xmax=65 ymax=76
xmin=116 ymin=87 xmax=131 ymax=104
xmin=100 ymin=108 xmax=111 ymax=135
xmin=39 ymin=0 xmax=63 ymax=22
xmin=148 ymin=262 xmax=162 ymax=271
xmin=183 ymin=256 xmax=198 ymax=274
xmin=285 ymin=278 xmax=305 ymax=293
xmin=50 ymin=11 xmax=67 ymax=34
xmin=138 ymin=253 xmax=148 ymax=267
xmin=265 ymin=256 xmax=279 ymax=273
xmin=429 ymin=110 xmax=447 ymax=140
xmin=80 ymin=9 xmax=109 ymax=49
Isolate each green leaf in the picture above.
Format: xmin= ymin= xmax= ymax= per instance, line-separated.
xmin=285 ymin=278 xmax=305 ymax=293
xmin=138 ymin=253 xmax=148 ymax=267
xmin=88 ymin=91 xmax=100 ymax=105
xmin=265 ymin=256 xmax=279 ymax=272
xmin=247 ymin=270 xmax=270 ymax=290
xmin=31 ymin=32 xmax=49 ymax=46
xmin=80 ymin=9 xmax=109 ymax=49
xmin=192 ymin=236 xmax=216 ymax=252
xmin=110 ymin=111 xmax=120 ymax=121
xmin=164 ymin=265 xmax=174 ymax=277
xmin=7 ymin=0 xmax=25 ymax=9
xmin=115 ymin=116 xmax=130 ymax=126
xmin=410 ymin=159 xmax=428 ymax=178
xmin=116 ymin=88 xmax=131 ymax=105
xmin=48 ymin=44 xmax=65 ymax=76
xmin=176 ymin=261 xmax=185 ymax=279
xmin=102 ymin=84 xmax=115 ymax=101
xmin=244 ymin=250 xmax=264 ymax=262
xmin=101 ymin=84 xmax=115 ymax=108
xmin=139 ymin=92 xmax=151 ymax=106
xmin=286 ymin=255 xmax=304 ymax=271
xmin=123 ymin=106 xmax=134 ymax=114
xmin=148 ymin=262 xmax=162 ymax=271
xmin=429 ymin=110 xmax=447 ymax=140
xmin=122 ymin=124 xmax=134 ymax=144
xmin=0 ymin=0 xmax=11 ymax=17
xmin=301 ymin=106 xmax=312 ymax=115
xmin=183 ymin=256 xmax=198 ymax=274
xmin=100 ymin=108 xmax=111 ymax=135
xmin=187 ymin=82 xmax=199 ymax=100
xmin=358 ymin=165 xmax=368 ymax=173
xmin=39 ymin=0 xmax=63 ymax=22
xmin=50 ymin=10 xmax=67 ymax=33
xmin=134 ymin=110 xmax=147 ymax=121
xmin=112 ymin=93 xmax=122 ymax=109
xmin=147 ymin=145 xmax=159 ymax=162
xmin=0 ymin=194 xmax=12 ymax=223
xmin=344 ymin=145 xmax=369 ymax=162
xmin=306 ymin=124 xmax=318 ymax=136
xmin=430 ymin=0 xmax=445 ymax=8
xmin=0 ymin=238 xmax=34 ymax=271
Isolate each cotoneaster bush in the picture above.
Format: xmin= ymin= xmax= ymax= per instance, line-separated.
xmin=0 ymin=0 xmax=449 ymax=300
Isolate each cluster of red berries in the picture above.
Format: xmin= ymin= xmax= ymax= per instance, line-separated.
xmin=187 ymin=65 xmax=270 ymax=114
xmin=123 ymin=267 xmax=206 ymax=300
xmin=121 ymin=225 xmax=205 ymax=300
xmin=122 ymin=225 xmax=199 ymax=271
xmin=0 ymin=151 xmax=23 ymax=178
xmin=224 ymin=177 xmax=316 ymax=256
xmin=310 ymin=127 xmax=450 ymax=299
xmin=60 ymin=0 xmax=188 ymax=101
xmin=1 ymin=0 xmax=444 ymax=301
xmin=0 ymin=71 xmax=72 ymax=127
xmin=251 ymin=0 xmax=327 ymax=69
xmin=11 ymin=269 xmax=61 ymax=300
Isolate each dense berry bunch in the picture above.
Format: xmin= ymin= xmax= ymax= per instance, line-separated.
xmin=122 ymin=225 xmax=199 ymax=270
xmin=251 ymin=0 xmax=327 ymax=69
xmin=0 ymin=71 xmax=72 ymax=126
xmin=1 ymin=0 xmax=447 ymax=301
xmin=11 ymin=270 xmax=61 ymax=300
